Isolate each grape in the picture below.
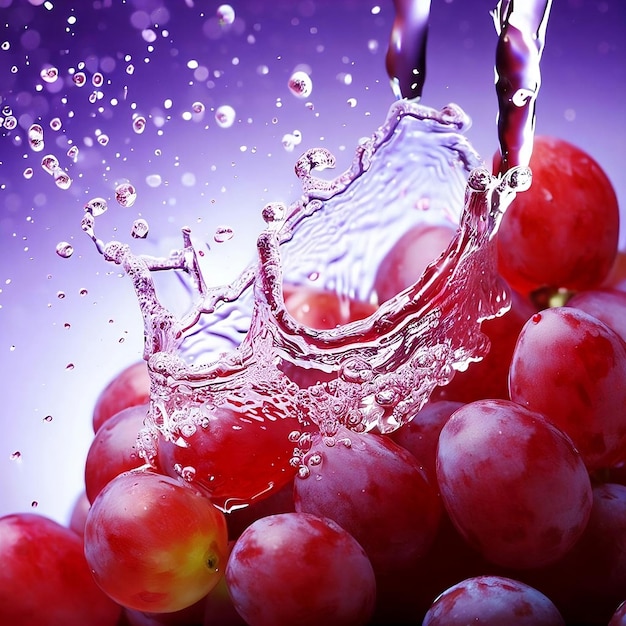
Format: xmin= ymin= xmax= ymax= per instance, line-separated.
xmin=0 ymin=513 xmax=121 ymax=626
xmin=436 ymin=399 xmax=592 ymax=569
xmin=373 ymin=223 xmax=457 ymax=304
xmin=225 ymin=512 xmax=376 ymax=626
xmin=84 ymin=470 xmax=228 ymax=613
xmin=85 ymin=403 xmax=148 ymax=503
xmin=68 ymin=490 xmax=90 ymax=536
xmin=389 ymin=400 xmax=464 ymax=483
xmin=566 ymin=287 xmax=626 ymax=343
xmin=156 ymin=394 xmax=309 ymax=512
xmin=422 ymin=575 xmax=565 ymax=625
xmin=509 ymin=306 xmax=626 ymax=470
xmin=432 ymin=288 xmax=536 ymax=403
xmin=92 ymin=361 xmax=150 ymax=433
xmin=520 ymin=482 xmax=626 ymax=625
xmin=294 ymin=426 xmax=441 ymax=575
xmin=610 ymin=601 xmax=626 ymax=626
xmin=603 ymin=251 xmax=626 ymax=291
xmin=284 ymin=285 xmax=376 ymax=329
xmin=495 ymin=135 xmax=620 ymax=296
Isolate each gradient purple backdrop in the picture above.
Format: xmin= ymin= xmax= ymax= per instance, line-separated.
xmin=1 ymin=0 xmax=624 ymax=524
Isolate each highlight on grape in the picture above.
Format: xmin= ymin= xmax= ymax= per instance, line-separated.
xmin=1 ymin=1 xmax=624 ymax=625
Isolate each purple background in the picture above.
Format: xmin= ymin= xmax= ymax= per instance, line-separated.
xmin=1 ymin=0 xmax=624 ymax=524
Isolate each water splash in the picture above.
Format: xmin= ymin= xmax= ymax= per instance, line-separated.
xmin=91 ymin=100 xmax=529 ymax=458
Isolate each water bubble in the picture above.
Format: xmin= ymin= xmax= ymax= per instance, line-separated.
xmin=66 ymin=363 xmax=75 ymax=370
xmin=88 ymin=91 xmax=98 ymax=104
xmin=79 ymin=288 xmax=88 ymax=296
xmin=10 ymin=451 xmax=21 ymax=462
xmin=49 ymin=117 xmax=62 ymax=131
xmin=3 ymin=116 xmax=17 ymax=130
xmin=132 ymin=115 xmax=147 ymax=134
xmin=53 ymin=169 xmax=72 ymax=190
xmin=288 ymin=70 xmax=313 ymax=98
xmin=28 ymin=123 xmax=45 ymax=152
xmin=92 ymin=72 xmax=104 ymax=87
xmin=67 ymin=145 xmax=79 ymax=162
xmin=31 ymin=501 xmax=38 ymax=508
xmin=282 ymin=133 xmax=296 ymax=152
xmin=131 ymin=218 xmax=149 ymax=239
xmin=217 ymin=4 xmax=235 ymax=25
xmin=84 ymin=197 xmax=108 ymax=216
xmin=192 ymin=101 xmax=205 ymax=114
xmin=1 ymin=41 xmax=10 ymax=51
xmin=97 ymin=133 xmax=109 ymax=146
xmin=81 ymin=212 xmax=95 ymax=232
xmin=261 ymin=202 xmax=286 ymax=224
xmin=23 ymin=167 xmax=34 ymax=179
xmin=115 ymin=182 xmax=137 ymax=207
xmin=43 ymin=415 xmax=53 ymax=423
xmin=347 ymin=97 xmax=358 ymax=108
xmin=214 ymin=225 xmax=234 ymax=243
xmin=55 ymin=241 xmax=74 ymax=258
xmin=72 ymin=71 xmax=86 ymax=87
xmin=126 ymin=64 xmax=135 ymax=75
xmin=41 ymin=154 xmax=59 ymax=174
xmin=40 ymin=66 xmax=59 ymax=83
xmin=215 ymin=105 xmax=235 ymax=129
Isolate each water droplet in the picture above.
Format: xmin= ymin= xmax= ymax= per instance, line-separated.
xmin=57 ymin=291 xmax=66 ymax=299
xmin=84 ymin=197 xmax=108 ymax=216
xmin=115 ymin=182 xmax=137 ymax=207
xmin=282 ymin=133 xmax=296 ymax=152
xmin=31 ymin=501 xmax=38 ymax=508
xmin=55 ymin=241 xmax=74 ymax=258
xmin=43 ymin=415 xmax=53 ymax=423
xmin=2 ymin=105 xmax=12 ymax=116
xmin=292 ymin=130 xmax=302 ymax=145
xmin=126 ymin=64 xmax=135 ymax=75
xmin=67 ymin=145 xmax=79 ymax=162
xmin=41 ymin=154 xmax=59 ymax=174
xmin=72 ymin=71 xmax=86 ymax=87
xmin=308 ymin=452 xmax=322 ymax=466
xmin=132 ymin=115 xmax=146 ymax=134
xmin=215 ymin=105 xmax=235 ymax=129
xmin=3 ymin=116 xmax=17 ymax=130
xmin=88 ymin=91 xmax=98 ymax=104
xmin=261 ymin=202 xmax=286 ymax=224
xmin=1 ymin=41 xmax=10 ymax=51
xmin=28 ymin=124 xmax=45 ymax=152
xmin=217 ymin=4 xmax=235 ymax=25
xmin=81 ymin=212 xmax=95 ymax=232
xmin=23 ymin=167 xmax=34 ymax=180
xmin=10 ymin=451 xmax=21 ymax=461
xmin=92 ymin=72 xmax=104 ymax=87
xmin=347 ymin=97 xmax=357 ymax=108
xmin=66 ymin=363 xmax=75 ymax=370
xmin=131 ymin=218 xmax=149 ymax=239
xmin=288 ymin=71 xmax=313 ymax=98
xmin=49 ymin=117 xmax=62 ymax=131
xmin=97 ymin=134 xmax=109 ymax=146
xmin=40 ymin=66 xmax=59 ymax=83
xmin=192 ymin=101 xmax=205 ymax=114
xmin=214 ymin=226 xmax=234 ymax=243
xmin=79 ymin=288 xmax=88 ymax=296
xmin=53 ymin=169 xmax=72 ymax=190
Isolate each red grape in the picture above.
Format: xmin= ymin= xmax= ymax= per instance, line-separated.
xmin=520 ymin=482 xmax=626 ymax=625
xmin=156 ymin=392 xmax=309 ymax=512
xmin=509 ymin=306 xmax=626 ymax=470
xmin=389 ymin=400 xmax=464 ymax=483
xmin=432 ymin=289 xmax=535 ymax=403
xmin=495 ymin=135 xmax=619 ymax=296
xmin=85 ymin=403 xmax=147 ymax=503
xmin=436 ymin=399 xmax=592 ymax=569
xmin=68 ymin=490 xmax=90 ymax=536
xmin=84 ymin=470 xmax=228 ymax=613
xmin=422 ymin=575 xmax=565 ymax=625
xmin=603 ymin=251 xmax=626 ymax=291
xmin=610 ymin=601 xmax=626 ymax=626
xmin=93 ymin=361 xmax=151 ymax=433
xmin=566 ymin=287 xmax=626 ymax=343
xmin=0 ymin=513 xmax=121 ymax=626
xmin=373 ymin=223 xmax=457 ymax=303
xmin=225 ymin=512 xmax=376 ymax=626
xmin=294 ymin=426 xmax=441 ymax=575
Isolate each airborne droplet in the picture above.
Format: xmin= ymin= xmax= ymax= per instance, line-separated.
xmin=215 ymin=105 xmax=235 ymax=129
xmin=72 ymin=71 xmax=86 ymax=87
xmin=40 ymin=66 xmax=59 ymax=83
xmin=288 ymin=71 xmax=313 ymax=98
xmin=53 ymin=169 xmax=72 ymax=190
xmin=28 ymin=124 xmax=45 ymax=152
xmin=92 ymin=72 xmax=104 ymax=87
xmin=41 ymin=154 xmax=59 ymax=174
xmin=131 ymin=218 xmax=149 ymax=239
xmin=84 ymin=197 xmax=108 ymax=216
xmin=67 ymin=145 xmax=79 ymax=162
xmin=214 ymin=225 xmax=234 ymax=243
xmin=132 ymin=116 xmax=147 ymax=134
xmin=115 ymin=182 xmax=137 ymax=207
xmin=217 ymin=4 xmax=235 ymax=25
xmin=23 ymin=167 xmax=34 ymax=180
xmin=55 ymin=241 xmax=74 ymax=258
xmin=50 ymin=117 xmax=62 ymax=131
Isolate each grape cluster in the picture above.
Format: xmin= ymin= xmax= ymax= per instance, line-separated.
xmin=0 ymin=136 xmax=624 ymax=625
